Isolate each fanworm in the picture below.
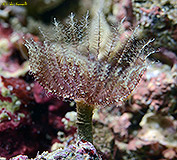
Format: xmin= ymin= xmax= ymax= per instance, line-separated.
xmin=25 ymin=11 xmax=155 ymax=107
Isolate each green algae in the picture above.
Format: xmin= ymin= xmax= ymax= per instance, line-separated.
xmin=0 ymin=85 xmax=22 ymax=122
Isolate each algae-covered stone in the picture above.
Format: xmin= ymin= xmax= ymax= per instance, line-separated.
xmin=132 ymin=0 xmax=177 ymax=51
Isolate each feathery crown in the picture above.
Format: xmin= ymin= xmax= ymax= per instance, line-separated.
xmin=25 ymin=11 xmax=154 ymax=106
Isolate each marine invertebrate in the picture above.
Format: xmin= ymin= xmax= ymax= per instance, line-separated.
xmin=25 ymin=11 xmax=154 ymax=143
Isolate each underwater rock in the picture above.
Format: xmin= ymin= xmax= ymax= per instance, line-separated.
xmin=11 ymin=139 xmax=102 ymax=160
xmin=131 ymin=63 xmax=177 ymax=114
xmin=139 ymin=112 xmax=177 ymax=148
xmin=132 ymin=0 xmax=177 ymax=51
